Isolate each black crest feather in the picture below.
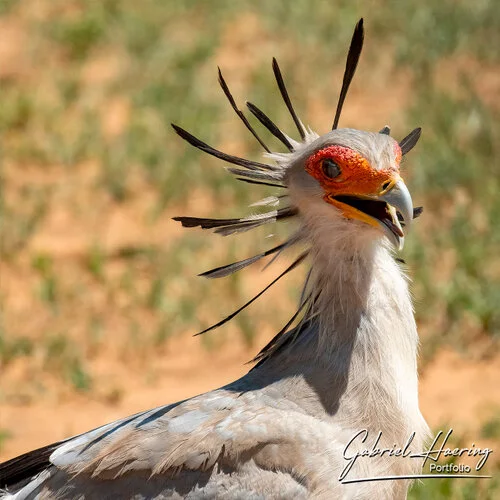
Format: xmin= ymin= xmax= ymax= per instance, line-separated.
xmin=227 ymin=168 xmax=281 ymax=182
xmin=199 ymin=241 xmax=291 ymax=279
xmin=171 ymin=124 xmax=276 ymax=171
xmin=217 ymin=68 xmax=271 ymax=153
xmin=413 ymin=206 xmax=424 ymax=219
xmin=235 ymin=178 xmax=286 ymax=189
xmin=272 ymin=58 xmax=306 ymax=140
xmin=246 ymin=102 xmax=294 ymax=152
xmin=173 ymin=207 xmax=298 ymax=236
xmin=332 ymin=18 xmax=365 ymax=130
xmin=252 ymin=293 xmax=313 ymax=366
xmin=399 ymin=127 xmax=422 ymax=155
xmin=195 ymin=252 xmax=308 ymax=336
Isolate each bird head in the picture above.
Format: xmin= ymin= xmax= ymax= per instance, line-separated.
xmin=172 ymin=18 xmax=423 ymax=339
xmin=285 ymin=129 xmax=414 ymax=250
xmin=173 ymin=18 xmax=422 ymax=255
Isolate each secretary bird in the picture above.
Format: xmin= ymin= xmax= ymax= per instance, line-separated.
xmin=0 ymin=19 xmax=430 ymax=499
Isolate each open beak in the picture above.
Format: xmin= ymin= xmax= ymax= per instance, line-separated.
xmin=328 ymin=179 xmax=414 ymax=250
xmin=377 ymin=180 xmax=413 ymax=250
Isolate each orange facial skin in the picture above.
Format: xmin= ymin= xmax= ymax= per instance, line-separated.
xmin=305 ymin=145 xmax=402 ymax=226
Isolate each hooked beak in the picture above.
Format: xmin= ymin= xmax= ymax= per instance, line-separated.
xmin=377 ymin=179 xmax=413 ymax=250
xmin=327 ymin=178 xmax=414 ymax=250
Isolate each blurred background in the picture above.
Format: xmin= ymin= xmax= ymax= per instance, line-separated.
xmin=0 ymin=0 xmax=499 ymax=497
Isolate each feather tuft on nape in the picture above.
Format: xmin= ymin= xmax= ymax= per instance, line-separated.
xmin=399 ymin=127 xmax=422 ymax=155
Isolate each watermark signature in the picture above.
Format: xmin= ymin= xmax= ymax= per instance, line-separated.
xmin=340 ymin=428 xmax=493 ymax=484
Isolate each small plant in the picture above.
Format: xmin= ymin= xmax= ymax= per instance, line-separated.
xmin=0 ymin=429 xmax=12 ymax=454
xmin=481 ymin=412 xmax=500 ymax=440
xmin=43 ymin=334 xmax=92 ymax=392
xmin=86 ymin=244 xmax=106 ymax=281
xmin=32 ymin=254 xmax=58 ymax=307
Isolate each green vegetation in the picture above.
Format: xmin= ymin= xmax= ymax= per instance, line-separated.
xmin=0 ymin=328 xmax=34 ymax=366
xmin=0 ymin=2 xmax=499 ymax=492
xmin=481 ymin=412 xmax=500 ymax=440
xmin=409 ymin=474 xmax=499 ymax=500
xmin=1 ymin=0 xmax=498 ymax=364
xmin=0 ymin=429 xmax=12 ymax=454
xmin=3 ymin=0 xmax=497 ymax=349
xmin=44 ymin=334 xmax=92 ymax=392
xmin=408 ymin=427 xmax=499 ymax=499
xmin=404 ymin=76 xmax=500 ymax=353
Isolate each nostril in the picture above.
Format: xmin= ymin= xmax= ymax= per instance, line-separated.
xmin=382 ymin=181 xmax=391 ymax=191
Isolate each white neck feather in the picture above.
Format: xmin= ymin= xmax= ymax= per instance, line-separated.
xmin=266 ymin=192 xmax=429 ymax=446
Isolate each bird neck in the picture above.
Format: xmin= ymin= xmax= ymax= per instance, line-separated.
xmin=257 ymin=214 xmax=427 ymax=443
xmin=288 ymin=234 xmax=419 ymax=382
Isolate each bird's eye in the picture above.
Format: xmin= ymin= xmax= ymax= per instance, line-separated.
xmin=321 ymin=158 xmax=341 ymax=179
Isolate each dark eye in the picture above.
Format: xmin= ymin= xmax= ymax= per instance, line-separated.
xmin=321 ymin=158 xmax=341 ymax=179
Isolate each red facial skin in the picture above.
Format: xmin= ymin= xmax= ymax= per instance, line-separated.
xmin=305 ymin=145 xmax=401 ymax=196
xmin=305 ymin=144 xmax=402 ymax=224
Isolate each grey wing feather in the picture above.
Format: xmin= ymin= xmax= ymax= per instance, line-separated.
xmin=2 ymin=389 xmax=314 ymax=499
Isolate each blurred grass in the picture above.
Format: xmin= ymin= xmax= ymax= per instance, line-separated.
xmin=408 ymin=427 xmax=500 ymax=499
xmin=0 ymin=1 xmax=499 ymax=492
xmin=404 ymin=74 xmax=500 ymax=355
xmin=409 ymin=462 xmax=499 ymax=499
xmin=1 ymin=0 xmax=498 ymax=370
xmin=0 ymin=429 xmax=12 ymax=454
